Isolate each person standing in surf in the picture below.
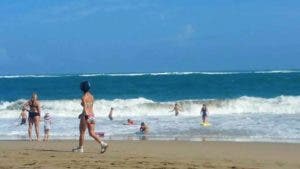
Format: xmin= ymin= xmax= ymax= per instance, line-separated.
xmin=24 ymin=93 xmax=42 ymax=141
xmin=140 ymin=122 xmax=148 ymax=134
xmin=73 ymin=81 xmax=108 ymax=153
xmin=108 ymin=107 xmax=113 ymax=120
xmin=170 ymin=103 xmax=182 ymax=116
xmin=201 ymin=104 xmax=208 ymax=123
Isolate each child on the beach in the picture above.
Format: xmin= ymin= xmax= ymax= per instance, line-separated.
xmin=43 ymin=113 xmax=52 ymax=141
xmin=19 ymin=107 xmax=28 ymax=125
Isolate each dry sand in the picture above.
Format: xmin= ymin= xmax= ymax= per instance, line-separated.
xmin=0 ymin=140 xmax=299 ymax=169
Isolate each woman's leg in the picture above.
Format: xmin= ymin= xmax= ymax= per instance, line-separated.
xmin=79 ymin=116 xmax=86 ymax=147
xmin=87 ymin=122 xmax=101 ymax=144
xmin=46 ymin=130 xmax=49 ymax=141
xmin=43 ymin=129 xmax=46 ymax=141
xmin=43 ymin=129 xmax=49 ymax=141
xmin=87 ymin=121 xmax=108 ymax=153
xmin=28 ymin=118 xmax=33 ymax=141
xmin=34 ymin=116 xmax=40 ymax=141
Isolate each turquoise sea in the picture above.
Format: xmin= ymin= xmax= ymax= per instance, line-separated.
xmin=0 ymin=71 xmax=299 ymax=142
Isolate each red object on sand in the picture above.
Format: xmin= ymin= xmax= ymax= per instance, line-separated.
xmin=95 ymin=132 xmax=105 ymax=137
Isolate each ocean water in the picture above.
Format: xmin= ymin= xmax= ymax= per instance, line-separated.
xmin=0 ymin=71 xmax=300 ymax=142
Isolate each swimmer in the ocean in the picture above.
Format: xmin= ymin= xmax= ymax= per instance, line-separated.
xmin=170 ymin=103 xmax=182 ymax=116
xmin=108 ymin=107 xmax=113 ymax=121
xmin=201 ymin=104 xmax=208 ymax=123
xmin=127 ymin=119 xmax=134 ymax=125
xmin=140 ymin=122 xmax=148 ymax=134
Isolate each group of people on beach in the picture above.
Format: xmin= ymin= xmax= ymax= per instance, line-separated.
xmin=18 ymin=93 xmax=52 ymax=142
xmin=18 ymin=81 xmax=209 ymax=153
xmin=19 ymin=81 xmax=108 ymax=153
xmin=169 ymin=103 xmax=209 ymax=123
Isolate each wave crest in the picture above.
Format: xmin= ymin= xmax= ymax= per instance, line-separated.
xmin=0 ymin=96 xmax=299 ymax=118
xmin=1 ymin=70 xmax=299 ymax=79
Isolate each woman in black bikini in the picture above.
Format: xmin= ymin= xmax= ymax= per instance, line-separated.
xmin=24 ymin=93 xmax=41 ymax=141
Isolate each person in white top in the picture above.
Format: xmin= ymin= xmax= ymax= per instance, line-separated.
xmin=43 ymin=113 xmax=52 ymax=142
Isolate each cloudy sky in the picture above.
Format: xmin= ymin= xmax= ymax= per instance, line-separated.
xmin=0 ymin=0 xmax=299 ymax=74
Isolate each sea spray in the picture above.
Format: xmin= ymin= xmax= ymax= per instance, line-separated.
xmin=1 ymin=96 xmax=300 ymax=118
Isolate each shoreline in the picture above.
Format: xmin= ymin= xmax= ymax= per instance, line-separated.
xmin=0 ymin=140 xmax=299 ymax=169
xmin=1 ymin=136 xmax=300 ymax=144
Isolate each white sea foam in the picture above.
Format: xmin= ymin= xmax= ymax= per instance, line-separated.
xmin=1 ymin=97 xmax=299 ymax=142
xmin=1 ymin=96 xmax=299 ymax=118
xmin=77 ymin=70 xmax=300 ymax=77
xmin=79 ymin=73 xmax=105 ymax=77
xmin=1 ymin=70 xmax=299 ymax=79
xmin=254 ymin=70 xmax=300 ymax=74
xmin=0 ymin=75 xmax=61 ymax=79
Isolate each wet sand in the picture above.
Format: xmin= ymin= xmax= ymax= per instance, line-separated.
xmin=0 ymin=140 xmax=299 ymax=169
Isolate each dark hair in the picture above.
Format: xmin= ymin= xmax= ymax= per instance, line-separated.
xmin=80 ymin=81 xmax=91 ymax=93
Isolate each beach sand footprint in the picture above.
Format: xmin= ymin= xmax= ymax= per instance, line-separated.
xmin=229 ymin=166 xmax=259 ymax=169
xmin=24 ymin=161 xmax=37 ymax=166
xmin=202 ymin=162 xmax=216 ymax=168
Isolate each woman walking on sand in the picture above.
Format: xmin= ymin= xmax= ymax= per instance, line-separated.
xmin=24 ymin=93 xmax=41 ymax=141
xmin=73 ymin=81 xmax=108 ymax=153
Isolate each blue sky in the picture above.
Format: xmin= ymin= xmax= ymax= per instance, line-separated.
xmin=0 ymin=0 xmax=299 ymax=74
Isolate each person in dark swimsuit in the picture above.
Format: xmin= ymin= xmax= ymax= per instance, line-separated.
xmin=108 ymin=107 xmax=113 ymax=121
xmin=24 ymin=93 xmax=41 ymax=141
xmin=140 ymin=122 xmax=148 ymax=134
xmin=201 ymin=104 xmax=208 ymax=123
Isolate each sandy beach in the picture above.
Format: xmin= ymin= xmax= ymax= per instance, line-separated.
xmin=0 ymin=140 xmax=299 ymax=169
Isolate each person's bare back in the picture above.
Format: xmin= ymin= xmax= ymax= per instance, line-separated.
xmin=82 ymin=92 xmax=94 ymax=115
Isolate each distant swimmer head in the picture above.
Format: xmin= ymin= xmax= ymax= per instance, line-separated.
xmin=80 ymin=81 xmax=91 ymax=93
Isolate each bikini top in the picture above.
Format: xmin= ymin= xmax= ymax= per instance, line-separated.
xmin=28 ymin=100 xmax=39 ymax=109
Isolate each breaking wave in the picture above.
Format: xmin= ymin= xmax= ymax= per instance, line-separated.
xmin=1 ymin=70 xmax=299 ymax=79
xmin=1 ymin=96 xmax=299 ymax=118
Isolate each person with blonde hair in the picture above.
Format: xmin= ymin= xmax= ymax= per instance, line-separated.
xmin=24 ymin=93 xmax=41 ymax=141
